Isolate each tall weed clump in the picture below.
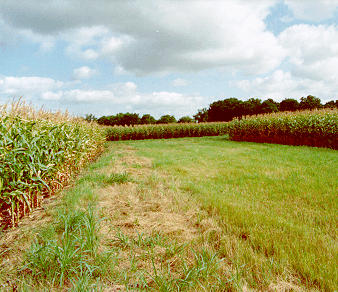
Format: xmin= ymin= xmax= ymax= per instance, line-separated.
xmin=105 ymin=122 xmax=229 ymax=141
xmin=228 ymin=108 xmax=338 ymax=149
xmin=0 ymin=99 xmax=105 ymax=227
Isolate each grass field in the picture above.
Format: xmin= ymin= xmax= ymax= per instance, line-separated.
xmin=1 ymin=135 xmax=337 ymax=291
xmin=123 ymin=136 xmax=338 ymax=291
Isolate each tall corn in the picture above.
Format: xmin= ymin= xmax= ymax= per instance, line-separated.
xmin=228 ymin=109 xmax=338 ymax=149
xmin=0 ymin=99 xmax=105 ymax=227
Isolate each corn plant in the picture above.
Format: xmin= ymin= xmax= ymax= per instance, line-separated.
xmin=105 ymin=122 xmax=229 ymax=141
xmin=228 ymin=108 xmax=338 ymax=149
xmin=0 ymin=99 xmax=105 ymax=228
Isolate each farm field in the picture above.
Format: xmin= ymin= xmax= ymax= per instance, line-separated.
xmin=123 ymin=136 xmax=338 ymax=291
xmin=1 ymin=132 xmax=337 ymax=291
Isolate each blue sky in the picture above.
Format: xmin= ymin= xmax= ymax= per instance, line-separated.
xmin=1 ymin=0 xmax=338 ymax=119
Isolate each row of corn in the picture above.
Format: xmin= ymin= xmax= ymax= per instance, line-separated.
xmin=228 ymin=108 xmax=338 ymax=149
xmin=0 ymin=100 xmax=105 ymax=228
xmin=105 ymin=122 xmax=229 ymax=141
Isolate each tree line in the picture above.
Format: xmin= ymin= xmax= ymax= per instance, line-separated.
xmin=85 ymin=95 xmax=338 ymax=125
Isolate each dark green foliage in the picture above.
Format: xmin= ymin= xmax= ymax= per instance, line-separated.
xmin=260 ymin=99 xmax=279 ymax=113
xmin=208 ymin=98 xmax=279 ymax=122
xmin=280 ymin=98 xmax=299 ymax=111
xmin=83 ymin=114 xmax=97 ymax=122
xmin=140 ymin=114 xmax=156 ymax=124
xmin=299 ymin=95 xmax=322 ymax=110
xmin=242 ymin=98 xmax=263 ymax=116
xmin=97 ymin=112 xmax=141 ymax=126
xmin=208 ymin=98 xmax=245 ymax=122
xmin=178 ymin=116 xmax=193 ymax=123
xmin=324 ymin=100 xmax=338 ymax=108
xmin=156 ymin=115 xmax=177 ymax=124
xmin=193 ymin=108 xmax=209 ymax=123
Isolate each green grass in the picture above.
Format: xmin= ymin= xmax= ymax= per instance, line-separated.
xmin=3 ymin=136 xmax=337 ymax=291
xmin=122 ymin=136 xmax=338 ymax=291
xmin=2 ymin=142 xmax=237 ymax=291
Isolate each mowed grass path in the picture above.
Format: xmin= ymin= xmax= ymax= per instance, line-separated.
xmin=123 ymin=136 xmax=338 ymax=291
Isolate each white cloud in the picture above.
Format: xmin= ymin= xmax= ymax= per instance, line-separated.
xmin=172 ymin=78 xmax=190 ymax=86
xmin=61 ymin=26 xmax=109 ymax=60
xmin=72 ymin=66 xmax=98 ymax=80
xmin=233 ymin=69 xmax=337 ymax=103
xmin=41 ymin=91 xmax=63 ymax=101
xmin=285 ymin=0 xmax=338 ymax=21
xmin=64 ymin=90 xmax=115 ymax=103
xmin=35 ymin=80 xmax=208 ymax=118
xmin=0 ymin=76 xmax=63 ymax=96
xmin=278 ymin=24 xmax=338 ymax=82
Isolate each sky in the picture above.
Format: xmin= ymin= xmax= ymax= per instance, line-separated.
xmin=1 ymin=0 xmax=338 ymax=119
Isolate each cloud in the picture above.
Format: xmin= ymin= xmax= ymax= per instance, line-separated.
xmin=72 ymin=66 xmax=98 ymax=80
xmin=40 ymin=91 xmax=63 ymax=101
xmin=278 ymin=24 xmax=338 ymax=83
xmin=114 ymin=66 xmax=130 ymax=76
xmin=0 ymin=76 xmax=63 ymax=96
xmin=285 ymin=0 xmax=338 ymax=22
xmin=0 ymin=0 xmax=284 ymax=75
xmin=172 ymin=78 xmax=190 ymax=86
xmin=61 ymin=26 xmax=109 ymax=60
xmin=233 ymin=69 xmax=337 ymax=103
xmin=37 ymin=80 xmax=208 ymax=118
xmin=18 ymin=29 xmax=56 ymax=52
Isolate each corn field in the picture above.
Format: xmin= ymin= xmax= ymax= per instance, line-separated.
xmin=0 ymin=99 xmax=105 ymax=228
xmin=105 ymin=122 xmax=229 ymax=141
xmin=228 ymin=108 xmax=338 ymax=149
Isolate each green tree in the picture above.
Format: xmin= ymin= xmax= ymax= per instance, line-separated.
xmin=178 ymin=116 xmax=193 ymax=123
xmin=242 ymin=98 xmax=262 ymax=116
xmin=208 ymin=98 xmax=245 ymax=122
xmin=140 ymin=114 xmax=156 ymax=124
xmin=156 ymin=115 xmax=177 ymax=124
xmin=97 ymin=115 xmax=116 ymax=126
xmin=84 ymin=114 xmax=97 ymax=122
xmin=97 ymin=113 xmax=141 ymax=126
xmin=280 ymin=98 xmax=299 ymax=112
xmin=299 ymin=95 xmax=322 ymax=110
xmin=260 ymin=99 xmax=279 ymax=114
xmin=193 ymin=108 xmax=209 ymax=123
xmin=324 ymin=100 xmax=338 ymax=108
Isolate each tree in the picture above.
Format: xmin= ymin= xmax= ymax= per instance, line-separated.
xmin=178 ymin=116 xmax=193 ymax=123
xmin=260 ymin=99 xmax=279 ymax=114
xmin=84 ymin=114 xmax=97 ymax=122
xmin=114 ymin=113 xmax=141 ymax=126
xmin=208 ymin=98 xmax=244 ymax=122
xmin=140 ymin=114 xmax=156 ymax=124
xmin=299 ymin=95 xmax=322 ymax=110
xmin=156 ymin=115 xmax=177 ymax=124
xmin=280 ymin=98 xmax=299 ymax=112
xmin=324 ymin=100 xmax=338 ymax=108
xmin=193 ymin=108 xmax=209 ymax=123
xmin=242 ymin=98 xmax=262 ymax=116
xmin=97 ymin=113 xmax=140 ymax=126
xmin=97 ymin=115 xmax=116 ymax=126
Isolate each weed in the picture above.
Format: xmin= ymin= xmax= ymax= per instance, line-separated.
xmin=106 ymin=172 xmax=132 ymax=184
